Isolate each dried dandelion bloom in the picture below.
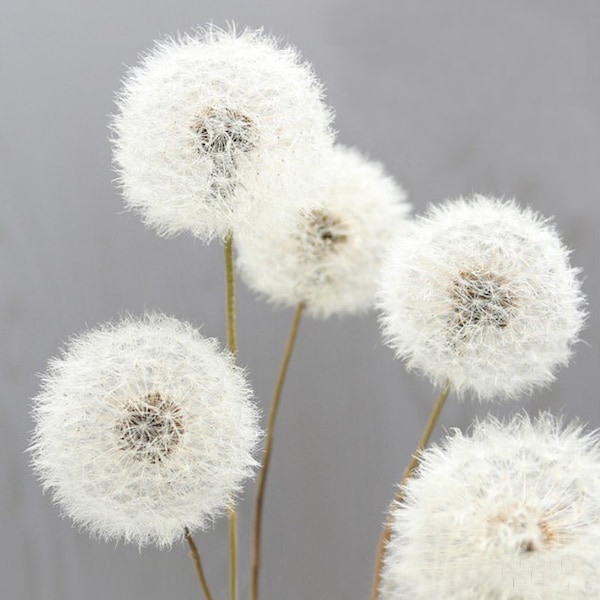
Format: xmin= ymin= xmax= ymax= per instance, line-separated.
xmin=377 ymin=195 xmax=585 ymax=400
xmin=236 ymin=145 xmax=411 ymax=318
xmin=380 ymin=413 xmax=600 ymax=599
xmin=111 ymin=25 xmax=334 ymax=242
xmin=29 ymin=314 xmax=261 ymax=547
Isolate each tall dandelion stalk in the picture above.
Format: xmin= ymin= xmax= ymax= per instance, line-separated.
xmin=251 ymin=302 xmax=305 ymax=600
xmin=225 ymin=234 xmax=239 ymax=600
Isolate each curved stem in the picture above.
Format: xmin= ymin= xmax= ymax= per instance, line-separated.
xmin=185 ymin=528 xmax=215 ymax=600
xmin=224 ymin=234 xmax=238 ymax=600
xmin=251 ymin=302 xmax=305 ymax=600
xmin=369 ymin=380 xmax=451 ymax=600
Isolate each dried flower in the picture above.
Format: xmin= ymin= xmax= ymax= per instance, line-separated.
xmin=236 ymin=145 xmax=411 ymax=318
xmin=377 ymin=195 xmax=585 ymax=400
xmin=381 ymin=413 xmax=600 ymax=599
xmin=111 ymin=24 xmax=334 ymax=242
xmin=29 ymin=314 xmax=261 ymax=547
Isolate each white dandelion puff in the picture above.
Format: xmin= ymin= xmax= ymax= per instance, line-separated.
xmin=381 ymin=413 xmax=600 ymax=599
xmin=29 ymin=314 xmax=262 ymax=548
xmin=111 ymin=24 xmax=335 ymax=242
xmin=377 ymin=195 xmax=586 ymax=400
xmin=236 ymin=145 xmax=411 ymax=318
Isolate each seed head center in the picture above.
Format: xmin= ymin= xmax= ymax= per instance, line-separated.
xmin=491 ymin=509 xmax=555 ymax=555
xmin=116 ymin=392 xmax=184 ymax=463
xmin=451 ymin=270 xmax=514 ymax=334
xmin=191 ymin=107 xmax=256 ymax=200
xmin=192 ymin=107 xmax=255 ymax=156
xmin=309 ymin=210 xmax=349 ymax=247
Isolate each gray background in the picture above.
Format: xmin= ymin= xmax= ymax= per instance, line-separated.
xmin=1 ymin=1 xmax=599 ymax=599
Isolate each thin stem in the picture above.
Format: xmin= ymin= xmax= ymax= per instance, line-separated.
xmin=224 ymin=233 xmax=238 ymax=600
xmin=369 ymin=380 xmax=451 ymax=600
xmin=225 ymin=234 xmax=237 ymax=358
xmin=185 ymin=528 xmax=215 ymax=600
xmin=228 ymin=506 xmax=238 ymax=600
xmin=250 ymin=302 xmax=305 ymax=600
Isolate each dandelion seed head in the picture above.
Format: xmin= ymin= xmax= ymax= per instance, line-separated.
xmin=377 ymin=195 xmax=586 ymax=400
xmin=29 ymin=314 xmax=261 ymax=548
xmin=381 ymin=413 xmax=600 ymax=599
xmin=111 ymin=24 xmax=334 ymax=241
xmin=236 ymin=145 xmax=411 ymax=318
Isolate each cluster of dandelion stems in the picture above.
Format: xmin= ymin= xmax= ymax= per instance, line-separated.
xmin=184 ymin=234 xmax=452 ymax=600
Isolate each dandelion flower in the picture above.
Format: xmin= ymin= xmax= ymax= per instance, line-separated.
xmin=377 ymin=195 xmax=585 ymax=400
xmin=111 ymin=25 xmax=334 ymax=242
xmin=381 ymin=413 xmax=600 ymax=599
xmin=29 ymin=314 xmax=261 ymax=547
xmin=236 ymin=145 xmax=411 ymax=318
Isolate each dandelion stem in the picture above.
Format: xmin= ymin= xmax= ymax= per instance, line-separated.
xmin=185 ymin=528 xmax=215 ymax=600
xmin=224 ymin=233 xmax=238 ymax=600
xmin=250 ymin=302 xmax=305 ymax=600
xmin=228 ymin=506 xmax=238 ymax=600
xmin=225 ymin=234 xmax=238 ymax=358
xmin=369 ymin=380 xmax=451 ymax=600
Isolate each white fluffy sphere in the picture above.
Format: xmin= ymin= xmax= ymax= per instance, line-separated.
xmin=112 ymin=25 xmax=334 ymax=241
xmin=377 ymin=195 xmax=585 ymax=400
xmin=30 ymin=314 xmax=261 ymax=547
xmin=381 ymin=413 xmax=600 ymax=599
xmin=236 ymin=145 xmax=411 ymax=318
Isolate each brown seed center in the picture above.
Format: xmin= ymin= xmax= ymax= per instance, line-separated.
xmin=309 ymin=210 xmax=349 ymax=247
xmin=116 ymin=392 xmax=184 ymax=464
xmin=450 ymin=270 xmax=515 ymax=336
xmin=191 ymin=107 xmax=256 ymax=200
xmin=491 ymin=509 xmax=556 ymax=555
xmin=192 ymin=107 xmax=255 ymax=156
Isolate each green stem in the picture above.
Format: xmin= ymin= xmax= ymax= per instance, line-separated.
xmin=225 ymin=234 xmax=237 ymax=358
xmin=250 ymin=302 xmax=305 ymax=600
xmin=224 ymin=233 xmax=238 ymax=600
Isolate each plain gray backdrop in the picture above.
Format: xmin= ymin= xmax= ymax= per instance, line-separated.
xmin=1 ymin=1 xmax=599 ymax=599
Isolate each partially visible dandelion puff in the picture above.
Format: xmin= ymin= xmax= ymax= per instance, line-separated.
xmin=111 ymin=24 xmax=334 ymax=242
xmin=236 ymin=145 xmax=411 ymax=318
xmin=377 ymin=195 xmax=586 ymax=400
xmin=381 ymin=413 xmax=600 ymax=599
xmin=29 ymin=314 xmax=262 ymax=548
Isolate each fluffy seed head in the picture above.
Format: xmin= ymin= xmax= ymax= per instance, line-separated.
xmin=236 ymin=145 xmax=411 ymax=318
xmin=377 ymin=195 xmax=586 ymax=400
xmin=381 ymin=413 xmax=600 ymax=599
xmin=111 ymin=24 xmax=334 ymax=242
xmin=29 ymin=314 xmax=261 ymax=547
